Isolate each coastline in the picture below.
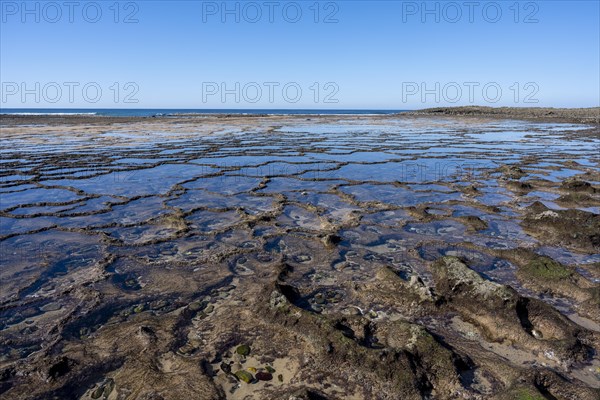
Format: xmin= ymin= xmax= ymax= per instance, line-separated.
xmin=1 ymin=106 xmax=599 ymax=126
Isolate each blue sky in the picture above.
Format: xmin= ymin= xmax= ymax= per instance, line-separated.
xmin=1 ymin=0 xmax=599 ymax=109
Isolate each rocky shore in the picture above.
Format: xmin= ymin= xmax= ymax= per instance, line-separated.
xmin=405 ymin=106 xmax=600 ymax=124
xmin=0 ymin=111 xmax=598 ymax=399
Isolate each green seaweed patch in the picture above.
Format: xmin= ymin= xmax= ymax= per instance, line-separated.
xmin=511 ymin=387 xmax=546 ymax=400
xmin=234 ymin=370 xmax=253 ymax=383
xmin=133 ymin=304 xmax=145 ymax=313
xmin=236 ymin=344 xmax=251 ymax=356
xmin=521 ymin=257 xmax=572 ymax=280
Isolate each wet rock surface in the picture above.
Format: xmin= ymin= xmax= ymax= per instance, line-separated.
xmin=0 ymin=114 xmax=599 ymax=399
xmin=408 ymin=106 xmax=600 ymax=124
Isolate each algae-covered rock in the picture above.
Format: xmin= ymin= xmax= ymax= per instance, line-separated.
xmin=504 ymin=250 xmax=600 ymax=321
xmin=497 ymin=385 xmax=546 ymax=400
xmin=188 ymin=300 xmax=206 ymax=312
xmin=521 ymin=201 xmax=600 ymax=253
xmin=383 ymin=320 xmax=463 ymax=395
xmin=521 ymin=256 xmax=572 ymax=280
xmin=432 ymin=256 xmax=516 ymax=304
xmin=235 ymin=344 xmax=251 ymax=356
xmin=234 ymin=370 xmax=253 ymax=383
xmin=431 ymin=257 xmax=591 ymax=365
xmin=513 ymin=369 xmax=600 ymax=400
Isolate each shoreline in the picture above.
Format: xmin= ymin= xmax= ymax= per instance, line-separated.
xmin=1 ymin=106 xmax=599 ymax=126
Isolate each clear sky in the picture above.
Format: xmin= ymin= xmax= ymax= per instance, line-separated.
xmin=1 ymin=0 xmax=599 ymax=109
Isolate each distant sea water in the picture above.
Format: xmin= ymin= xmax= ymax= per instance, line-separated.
xmin=0 ymin=109 xmax=406 ymax=117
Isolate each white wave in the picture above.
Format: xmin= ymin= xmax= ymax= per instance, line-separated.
xmin=0 ymin=112 xmax=98 ymax=116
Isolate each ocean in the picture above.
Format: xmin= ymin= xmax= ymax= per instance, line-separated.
xmin=0 ymin=108 xmax=406 ymax=117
